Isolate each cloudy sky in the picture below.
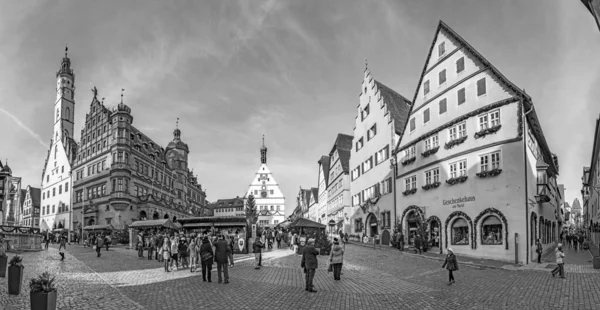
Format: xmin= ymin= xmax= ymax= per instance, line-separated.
xmin=1 ymin=0 xmax=599 ymax=216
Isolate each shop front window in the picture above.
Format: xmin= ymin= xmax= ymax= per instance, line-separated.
xmin=481 ymin=216 xmax=503 ymax=245
xmin=451 ymin=218 xmax=469 ymax=245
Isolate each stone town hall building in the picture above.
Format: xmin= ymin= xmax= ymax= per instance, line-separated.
xmin=41 ymin=49 xmax=209 ymax=233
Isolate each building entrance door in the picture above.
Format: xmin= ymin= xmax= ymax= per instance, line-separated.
xmin=369 ymin=215 xmax=378 ymax=237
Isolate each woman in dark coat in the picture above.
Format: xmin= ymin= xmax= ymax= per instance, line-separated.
xmin=441 ymin=248 xmax=458 ymax=285
xmin=199 ymin=236 xmax=214 ymax=282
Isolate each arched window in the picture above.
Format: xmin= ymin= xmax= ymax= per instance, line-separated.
xmin=56 ymin=108 xmax=59 ymax=120
xmin=54 ymin=145 xmax=58 ymax=159
xmin=451 ymin=218 xmax=469 ymax=245
xmin=481 ymin=216 xmax=503 ymax=245
xmin=65 ymin=107 xmax=70 ymax=120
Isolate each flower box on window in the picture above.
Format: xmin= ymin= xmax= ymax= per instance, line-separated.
xmin=444 ymin=136 xmax=468 ymax=150
xmin=421 ymin=146 xmax=440 ymax=158
xmin=402 ymin=188 xmax=417 ymax=196
xmin=422 ymin=182 xmax=441 ymax=191
xmin=474 ymin=125 xmax=502 ymax=139
xmin=476 ymin=168 xmax=502 ymax=178
xmin=401 ymin=157 xmax=416 ymax=166
xmin=445 ymin=175 xmax=468 ymax=186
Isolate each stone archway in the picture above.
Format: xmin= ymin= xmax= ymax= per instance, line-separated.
xmin=530 ymin=212 xmax=538 ymax=246
xmin=139 ymin=211 xmax=147 ymax=220
xmin=365 ymin=212 xmax=378 ymax=237
xmin=400 ymin=206 xmax=425 ymax=246
xmin=88 ymin=218 xmax=95 ymax=226
xmin=172 ymin=216 xmax=177 ymax=222
xmin=474 ymin=208 xmax=509 ymax=250
xmin=164 ymin=214 xmax=169 ymax=219
xmin=153 ymin=211 xmax=159 ymax=220
xmin=426 ymin=215 xmax=442 ymax=254
xmin=445 ymin=211 xmax=474 ymax=250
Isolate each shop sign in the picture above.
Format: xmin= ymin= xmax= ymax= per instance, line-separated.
xmin=442 ymin=196 xmax=476 ymax=209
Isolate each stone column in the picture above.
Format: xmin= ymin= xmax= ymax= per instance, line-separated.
xmin=129 ymin=228 xmax=134 ymax=248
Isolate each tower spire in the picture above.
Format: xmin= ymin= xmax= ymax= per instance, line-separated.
xmin=173 ymin=117 xmax=181 ymax=140
xmin=260 ymin=134 xmax=267 ymax=164
xmin=121 ymin=88 xmax=125 ymax=103
xmin=65 ymin=44 xmax=68 ymax=58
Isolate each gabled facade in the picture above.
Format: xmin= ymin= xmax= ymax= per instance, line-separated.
xmin=350 ymin=64 xmax=411 ymax=246
xmin=22 ymin=186 xmax=41 ymax=227
xmin=327 ymin=134 xmax=353 ymax=234
xmin=40 ymin=48 xmax=78 ymax=232
xmin=394 ymin=21 xmax=560 ymax=263
xmin=244 ymin=138 xmax=285 ymax=227
xmin=316 ymin=156 xmax=329 ymax=223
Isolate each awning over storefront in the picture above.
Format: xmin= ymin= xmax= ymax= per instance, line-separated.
xmin=482 ymin=216 xmax=501 ymax=225
xmin=183 ymin=223 xmax=213 ymax=228
xmin=453 ymin=218 xmax=468 ymax=227
xmin=83 ymin=224 xmax=114 ymax=231
xmin=129 ymin=219 xmax=180 ymax=230
xmin=214 ymin=222 xmax=245 ymax=227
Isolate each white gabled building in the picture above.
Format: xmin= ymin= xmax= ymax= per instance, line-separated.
xmin=327 ymin=134 xmax=353 ymax=234
xmin=244 ymin=137 xmax=285 ymax=227
xmin=40 ymin=48 xmax=78 ymax=234
xmin=394 ymin=21 xmax=560 ymax=263
xmin=316 ymin=156 xmax=329 ymax=223
xmin=350 ymin=63 xmax=412 ymax=245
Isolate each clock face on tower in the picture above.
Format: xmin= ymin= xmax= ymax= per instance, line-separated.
xmin=261 ymin=191 xmax=268 ymax=198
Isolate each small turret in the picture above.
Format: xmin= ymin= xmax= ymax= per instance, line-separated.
xmin=260 ymin=134 xmax=267 ymax=164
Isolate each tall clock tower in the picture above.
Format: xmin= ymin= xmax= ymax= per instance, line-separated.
xmin=40 ymin=47 xmax=76 ymax=234
xmin=244 ymin=136 xmax=286 ymax=227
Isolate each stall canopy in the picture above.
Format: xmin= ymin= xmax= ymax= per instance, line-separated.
xmin=129 ymin=219 xmax=180 ymax=230
xmin=83 ymin=224 xmax=114 ymax=231
xmin=275 ymin=220 xmax=292 ymax=229
xmin=289 ymin=218 xmax=326 ymax=229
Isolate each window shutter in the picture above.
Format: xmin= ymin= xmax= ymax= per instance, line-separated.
xmin=439 ymin=99 xmax=447 ymax=114
xmin=458 ymin=88 xmax=466 ymax=105
xmin=477 ymin=78 xmax=486 ymax=96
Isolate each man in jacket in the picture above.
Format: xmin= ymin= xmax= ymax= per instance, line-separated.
xmin=214 ymin=235 xmax=232 ymax=283
xmin=148 ymin=235 xmax=155 ymax=260
xmin=253 ymin=238 xmax=264 ymax=269
xmin=301 ymin=238 xmax=319 ymax=292
xmin=96 ymin=234 xmax=104 ymax=258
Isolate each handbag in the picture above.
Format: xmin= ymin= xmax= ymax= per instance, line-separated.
xmin=93 ymin=245 xmax=97 ymax=250
xmin=201 ymin=251 xmax=213 ymax=262
xmin=327 ymin=263 xmax=333 ymax=273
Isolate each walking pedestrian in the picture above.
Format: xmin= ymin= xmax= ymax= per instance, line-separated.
xmin=199 ymin=236 xmax=214 ymax=282
xmin=58 ymin=237 xmax=66 ymax=261
xmin=551 ymin=243 xmax=565 ymax=278
xmin=178 ymin=238 xmax=188 ymax=269
xmin=105 ymin=234 xmax=110 ymax=251
xmin=95 ymin=234 xmax=103 ymax=258
xmin=188 ymin=238 xmax=197 ymax=272
xmin=276 ymin=232 xmax=282 ymax=249
xmin=162 ymin=238 xmax=171 ymax=272
xmin=442 ymin=248 xmax=458 ymax=285
xmin=329 ymin=238 xmax=344 ymax=280
xmin=253 ymin=238 xmax=264 ymax=269
xmin=155 ymin=234 xmax=162 ymax=261
xmin=45 ymin=236 xmax=50 ymax=250
xmin=301 ymin=238 xmax=318 ymax=292
xmin=171 ymin=236 xmax=179 ymax=270
xmin=578 ymin=234 xmax=584 ymax=251
xmin=227 ymin=235 xmax=235 ymax=267
xmin=214 ymin=235 xmax=231 ymax=284
xmin=148 ymin=234 xmax=155 ymax=260
xmin=415 ymin=235 xmax=422 ymax=254
xmin=535 ymin=239 xmax=543 ymax=263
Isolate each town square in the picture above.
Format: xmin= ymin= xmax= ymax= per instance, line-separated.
xmin=1 ymin=1 xmax=600 ymax=309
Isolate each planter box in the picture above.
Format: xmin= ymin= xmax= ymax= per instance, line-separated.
xmin=8 ymin=265 xmax=24 ymax=295
xmin=0 ymin=256 xmax=7 ymax=278
xmin=30 ymin=291 xmax=57 ymax=310
xmin=593 ymin=256 xmax=600 ymax=270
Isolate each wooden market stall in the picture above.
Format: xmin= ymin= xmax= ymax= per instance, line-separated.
xmin=128 ymin=219 xmax=181 ymax=248
xmin=83 ymin=224 xmax=116 ymax=244
xmin=289 ymin=218 xmax=329 ymax=255
xmin=178 ymin=217 xmax=248 ymax=254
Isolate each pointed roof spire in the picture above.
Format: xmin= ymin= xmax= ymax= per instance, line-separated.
xmin=173 ymin=117 xmax=181 ymax=140
xmin=260 ymin=134 xmax=267 ymax=164
xmin=65 ymin=44 xmax=68 ymax=57
xmin=57 ymin=45 xmax=73 ymax=77
xmin=120 ymin=88 xmax=125 ymax=103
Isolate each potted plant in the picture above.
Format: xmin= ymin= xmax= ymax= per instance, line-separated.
xmin=8 ymin=255 xmax=24 ymax=295
xmin=29 ymin=272 xmax=57 ymax=310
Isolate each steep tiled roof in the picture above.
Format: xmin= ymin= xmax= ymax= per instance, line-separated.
xmin=209 ymin=197 xmax=245 ymax=209
xmin=311 ymin=187 xmax=319 ymax=204
xmin=305 ymin=189 xmax=312 ymax=206
xmin=375 ymin=80 xmax=412 ymax=136
xmin=19 ymin=190 xmax=26 ymax=207
xmin=337 ymin=149 xmax=351 ymax=173
xmin=334 ymin=134 xmax=353 ymax=151
xmin=319 ymin=156 xmax=330 ymax=185
xmin=30 ymin=187 xmax=41 ymax=207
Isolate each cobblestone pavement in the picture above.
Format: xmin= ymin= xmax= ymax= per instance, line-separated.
xmin=0 ymin=246 xmax=144 ymax=310
xmin=3 ymin=243 xmax=600 ymax=309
